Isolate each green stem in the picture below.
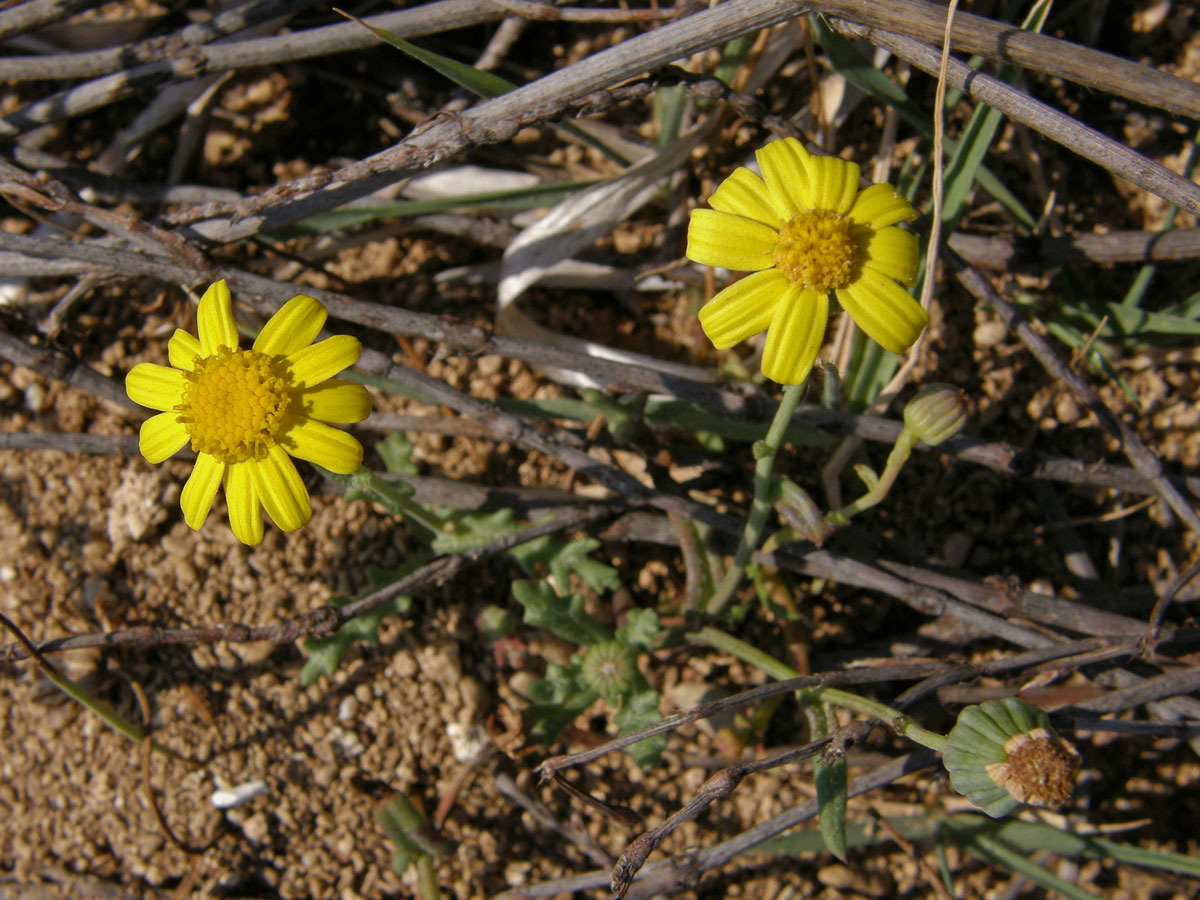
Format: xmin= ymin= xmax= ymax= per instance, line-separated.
xmin=691 ymin=625 xmax=799 ymax=681
xmin=690 ymin=626 xmax=949 ymax=752
xmin=816 ymin=687 xmax=948 ymax=752
xmin=826 ymin=429 xmax=916 ymax=525
xmin=706 ymin=383 xmax=805 ymax=616
xmin=416 ymin=856 xmax=442 ymax=900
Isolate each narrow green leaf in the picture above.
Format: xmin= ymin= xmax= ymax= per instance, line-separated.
xmin=337 ymin=9 xmax=628 ymax=165
xmin=432 ymin=509 xmax=522 ymax=555
xmin=940 ymin=0 xmax=1052 ymax=233
xmin=809 ymin=14 xmax=1036 ymax=232
xmin=957 ymin=828 xmax=1102 ymax=900
xmin=273 ymin=180 xmax=595 ymax=238
xmin=816 ymin=755 xmax=849 ymax=861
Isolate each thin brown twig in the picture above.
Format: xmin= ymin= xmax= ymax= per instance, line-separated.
xmin=947 ymin=248 xmax=1200 ymax=536
xmin=0 ymin=504 xmax=617 ymax=663
xmin=0 ymin=0 xmax=101 ymax=42
xmin=1143 ymin=557 xmax=1200 ymax=652
xmin=830 ymin=18 xmax=1200 ymax=217
xmin=495 ymin=773 xmax=615 ymax=870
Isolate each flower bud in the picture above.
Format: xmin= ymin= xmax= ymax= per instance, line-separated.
xmin=943 ymin=697 xmax=1080 ymax=817
xmin=476 ymin=605 xmax=518 ymax=643
xmin=902 ymin=383 xmax=969 ymax=446
xmin=581 ymin=641 xmax=639 ymax=704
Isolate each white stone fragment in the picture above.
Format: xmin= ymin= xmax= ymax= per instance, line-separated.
xmin=211 ymin=780 xmax=267 ymax=809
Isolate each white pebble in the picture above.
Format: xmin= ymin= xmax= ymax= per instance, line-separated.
xmin=211 ymin=780 xmax=267 ymax=809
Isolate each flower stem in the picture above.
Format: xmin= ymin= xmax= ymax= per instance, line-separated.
xmin=826 ymin=429 xmax=916 ymax=526
xmin=690 ymin=626 xmax=949 ymax=752
xmin=706 ymin=382 xmax=805 ymax=616
xmin=816 ymin=687 xmax=949 ymax=752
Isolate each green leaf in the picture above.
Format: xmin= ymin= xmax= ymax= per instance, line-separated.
xmin=512 ymin=579 xmax=611 ymax=646
xmin=339 ymin=9 xmax=628 ymax=166
xmin=615 ymin=609 xmax=660 ymax=652
xmin=842 ymin=330 xmax=898 ymax=411
xmin=940 ymin=0 xmax=1052 ymax=233
xmin=377 ymin=432 xmax=418 ymax=476
xmin=376 ymin=793 xmax=457 ymax=876
xmin=510 ymin=536 xmax=622 ymax=596
xmin=955 ymin=826 xmax=1102 ymax=900
xmin=576 ymin=388 xmax=649 ymax=445
xmin=343 ymin=13 xmax=515 ymax=99
xmin=274 ymin=180 xmax=595 ymax=238
xmin=300 ymin=592 xmax=412 ymax=686
xmin=816 ymin=755 xmax=849 ymax=862
xmin=614 ymin=689 xmax=666 ymax=769
xmin=432 ymin=508 xmax=522 ymax=555
xmin=526 ymin=662 xmax=598 ymax=744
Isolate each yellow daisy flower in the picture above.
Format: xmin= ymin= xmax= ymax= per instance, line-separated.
xmin=687 ymin=137 xmax=926 ymax=384
xmin=125 ymin=280 xmax=371 ymax=545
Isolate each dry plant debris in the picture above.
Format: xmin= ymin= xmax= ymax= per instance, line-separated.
xmin=1 ymin=2 xmax=1200 ymax=899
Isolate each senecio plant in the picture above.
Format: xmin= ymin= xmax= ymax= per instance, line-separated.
xmin=125 ymin=280 xmax=370 ymax=545
xmin=685 ymin=139 xmax=1080 ymax=844
xmin=689 ymin=138 xmax=938 ymax=614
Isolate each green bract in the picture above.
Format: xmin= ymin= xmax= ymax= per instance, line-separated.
xmin=943 ymin=697 xmax=1080 ymax=818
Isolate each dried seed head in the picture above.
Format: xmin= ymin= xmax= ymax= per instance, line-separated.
xmin=943 ymin=697 xmax=1080 ymax=817
xmin=986 ymin=727 xmax=1081 ymax=809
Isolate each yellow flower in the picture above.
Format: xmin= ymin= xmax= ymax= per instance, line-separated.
xmin=125 ymin=280 xmax=371 ymax=545
xmin=687 ymin=138 xmax=926 ymax=384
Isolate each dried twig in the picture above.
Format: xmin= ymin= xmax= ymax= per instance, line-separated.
xmin=948 ymin=249 xmax=1200 ymax=536
xmin=0 ymin=504 xmax=617 ymax=663
xmin=830 ymin=18 xmax=1200 ymax=217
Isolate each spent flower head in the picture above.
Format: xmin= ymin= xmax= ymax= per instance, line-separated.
xmin=943 ymin=697 xmax=1081 ymax=817
xmin=688 ymin=137 xmax=925 ymax=384
xmin=125 ymin=280 xmax=371 ymax=545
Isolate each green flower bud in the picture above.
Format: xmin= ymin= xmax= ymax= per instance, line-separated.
xmin=580 ymin=641 xmax=639 ymax=704
xmin=943 ymin=697 xmax=1080 ymax=817
xmin=902 ymin=383 xmax=969 ymax=446
xmin=476 ymin=605 xmax=518 ymax=643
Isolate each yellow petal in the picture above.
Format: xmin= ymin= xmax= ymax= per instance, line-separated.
xmin=698 ymin=269 xmax=789 ymax=349
xmin=848 ymin=183 xmax=918 ymax=229
xmin=709 ymin=167 xmax=786 ymax=229
xmin=167 ymin=329 xmax=201 ymax=371
xmin=297 ymin=379 xmax=372 ymax=423
xmin=761 ymin=286 xmax=828 ymax=385
xmin=756 ymin=138 xmax=812 ymax=215
xmin=138 ymin=412 xmax=189 ymax=464
xmin=253 ymin=293 xmax=328 ymax=357
xmin=250 ymin=445 xmax=312 ymax=533
xmin=837 ymin=269 xmax=928 ymax=354
xmin=181 ymin=453 xmax=224 ymax=530
xmin=126 ymin=363 xmax=185 ymax=411
xmin=803 ymin=155 xmax=861 ymax=215
xmin=224 ymin=462 xmax=263 ymax=545
xmin=197 ymin=280 xmax=238 ymax=356
xmin=687 ymin=209 xmax=777 ymax=272
xmin=285 ymin=335 xmax=361 ymax=389
xmin=861 ymin=226 xmax=920 ymax=287
xmin=282 ymin=418 xmax=364 ymax=474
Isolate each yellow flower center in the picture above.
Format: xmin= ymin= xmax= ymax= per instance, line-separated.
xmin=176 ymin=347 xmax=292 ymax=463
xmin=772 ymin=209 xmax=858 ymax=292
